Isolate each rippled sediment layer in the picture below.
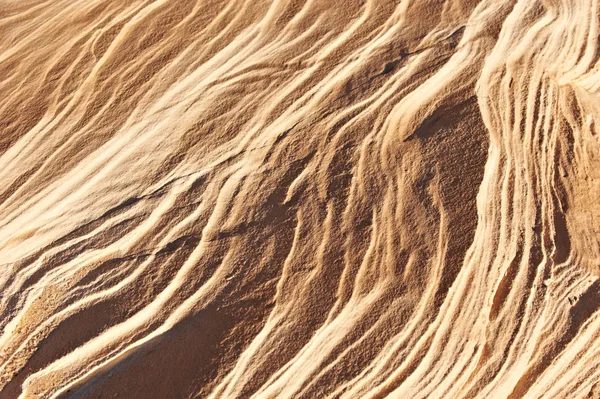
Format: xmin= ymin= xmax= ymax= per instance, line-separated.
xmin=1 ymin=0 xmax=600 ymax=398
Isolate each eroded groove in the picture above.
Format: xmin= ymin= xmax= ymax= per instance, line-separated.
xmin=1 ymin=1 xmax=600 ymax=398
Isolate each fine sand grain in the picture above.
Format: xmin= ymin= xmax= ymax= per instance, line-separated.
xmin=1 ymin=0 xmax=600 ymax=398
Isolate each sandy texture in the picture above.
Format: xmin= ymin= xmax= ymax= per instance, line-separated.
xmin=1 ymin=0 xmax=600 ymax=398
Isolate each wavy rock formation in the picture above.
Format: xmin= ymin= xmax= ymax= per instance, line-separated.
xmin=1 ymin=0 xmax=600 ymax=398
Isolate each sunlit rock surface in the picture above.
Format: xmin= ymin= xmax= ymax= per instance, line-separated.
xmin=1 ymin=0 xmax=600 ymax=398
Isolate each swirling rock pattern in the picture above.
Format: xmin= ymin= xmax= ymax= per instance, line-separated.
xmin=1 ymin=0 xmax=599 ymax=398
